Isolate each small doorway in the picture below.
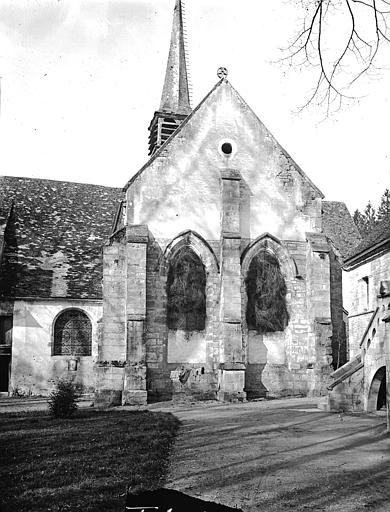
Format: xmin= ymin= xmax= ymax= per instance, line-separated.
xmin=0 ymin=316 xmax=13 ymax=393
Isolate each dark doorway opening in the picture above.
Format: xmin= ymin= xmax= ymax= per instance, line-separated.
xmin=0 ymin=355 xmax=11 ymax=392
xmin=377 ymin=372 xmax=386 ymax=410
xmin=368 ymin=366 xmax=386 ymax=412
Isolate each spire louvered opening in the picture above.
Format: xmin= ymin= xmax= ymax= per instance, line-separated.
xmin=148 ymin=112 xmax=188 ymax=155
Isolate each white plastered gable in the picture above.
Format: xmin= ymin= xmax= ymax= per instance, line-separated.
xmin=126 ymin=79 xmax=323 ymax=241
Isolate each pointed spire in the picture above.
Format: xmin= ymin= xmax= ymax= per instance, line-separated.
xmin=148 ymin=0 xmax=192 ymax=155
xmin=159 ymin=0 xmax=191 ymax=115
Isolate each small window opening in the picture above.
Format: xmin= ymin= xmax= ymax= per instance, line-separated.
xmin=359 ymin=276 xmax=369 ymax=311
xmin=221 ymin=142 xmax=232 ymax=155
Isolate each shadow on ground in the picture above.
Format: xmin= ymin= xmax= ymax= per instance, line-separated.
xmin=162 ymin=398 xmax=389 ymax=512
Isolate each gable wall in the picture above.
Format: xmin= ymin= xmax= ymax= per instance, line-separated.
xmin=98 ymin=82 xmax=338 ymax=404
xmin=126 ymin=82 xmax=322 ymax=243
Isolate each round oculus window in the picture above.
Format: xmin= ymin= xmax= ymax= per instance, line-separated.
xmin=221 ymin=142 xmax=233 ymax=155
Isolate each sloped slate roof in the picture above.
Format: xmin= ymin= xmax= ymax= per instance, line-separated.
xmin=0 ymin=176 xmax=121 ymax=299
xmin=346 ymin=215 xmax=390 ymax=261
xmin=321 ymin=201 xmax=361 ymax=260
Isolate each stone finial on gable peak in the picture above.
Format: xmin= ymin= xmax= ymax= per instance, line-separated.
xmin=217 ymin=67 xmax=228 ymax=80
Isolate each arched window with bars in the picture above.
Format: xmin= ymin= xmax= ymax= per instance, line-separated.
xmin=53 ymin=310 xmax=92 ymax=356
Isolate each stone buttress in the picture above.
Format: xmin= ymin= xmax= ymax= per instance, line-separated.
xmin=95 ymin=225 xmax=148 ymax=406
xmin=218 ymin=169 xmax=246 ymax=401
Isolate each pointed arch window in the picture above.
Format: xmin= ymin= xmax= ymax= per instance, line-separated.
xmin=167 ymin=247 xmax=206 ymax=331
xmin=53 ymin=310 xmax=92 ymax=356
xmin=246 ymin=251 xmax=289 ymax=333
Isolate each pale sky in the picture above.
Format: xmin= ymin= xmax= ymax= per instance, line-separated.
xmin=0 ymin=0 xmax=389 ymax=213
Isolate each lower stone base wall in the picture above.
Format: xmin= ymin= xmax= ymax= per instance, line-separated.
xmin=122 ymin=389 xmax=148 ymax=406
xmin=147 ymin=364 xmax=219 ymax=402
xmin=217 ymin=367 xmax=246 ymax=402
xmin=147 ymin=367 xmax=173 ymax=402
xmin=94 ymin=389 xmax=122 ymax=408
xmin=245 ymin=363 xmax=267 ymax=399
xmin=146 ymin=363 xmax=331 ymax=402
xmin=94 ymin=360 xmax=334 ymax=405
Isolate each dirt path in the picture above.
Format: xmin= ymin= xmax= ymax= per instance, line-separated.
xmin=158 ymin=398 xmax=389 ymax=512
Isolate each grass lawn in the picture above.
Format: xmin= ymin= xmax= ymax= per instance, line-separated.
xmin=0 ymin=408 xmax=180 ymax=512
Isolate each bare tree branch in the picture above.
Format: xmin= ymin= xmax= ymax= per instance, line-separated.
xmin=282 ymin=0 xmax=390 ymax=111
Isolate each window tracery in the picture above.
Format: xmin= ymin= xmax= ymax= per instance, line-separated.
xmin=53 ymin=310 xmax=92 ymax=356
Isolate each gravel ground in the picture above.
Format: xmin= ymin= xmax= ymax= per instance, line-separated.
xmin=156 ymin=397 xmax=389 ymax=512
xmin=2 ymin=395 xmax=388 ymax=511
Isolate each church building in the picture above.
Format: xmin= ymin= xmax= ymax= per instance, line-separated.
xmin=0 ymin=0 xmax=359 ymax=405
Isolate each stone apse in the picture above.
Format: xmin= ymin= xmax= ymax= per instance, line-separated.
xmin=95 ymin=77 xmax=341 ymax=407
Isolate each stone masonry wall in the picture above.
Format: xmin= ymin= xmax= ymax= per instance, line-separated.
xmin=98 ymin=232 xmax=336 ymax=403
xmin=145 ymin=234 xmax=221 ymax=402
xmin=324 ymin=250 xmax=390 ymax=412
xmin=241 ymin=234 xmax=334 ymax=399
xmin=346 ymin=252 xmax=390 ymax=355
xmin=95 ymin=231 xmax=127 ymax=406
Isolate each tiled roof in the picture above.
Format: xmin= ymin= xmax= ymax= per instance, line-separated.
xmin=321 ymin=201 xmax=361 ymax=260
xmin=0 ymin=176 xmax=122 ymax=299
xmin=345 ymin=215 xmax=390 ymax=261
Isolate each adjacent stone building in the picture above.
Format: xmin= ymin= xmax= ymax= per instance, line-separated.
xmin=0 ymin=0 xmax=359 ymax=404
xmin=322 ymin=218 xmax=390 ymax=414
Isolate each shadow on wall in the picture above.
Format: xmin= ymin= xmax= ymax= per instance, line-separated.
xmin=10 ymin=358 xmax=47 ymax=396
xmin=13 ymin=308 xmax=43 ymax=328
xmin=245 ymin=363 xmax=268 ymax=399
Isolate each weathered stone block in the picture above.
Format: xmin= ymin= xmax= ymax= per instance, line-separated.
xmin=218 ymin=368 xmax=246 ymax=401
